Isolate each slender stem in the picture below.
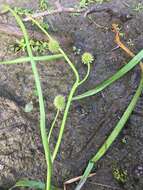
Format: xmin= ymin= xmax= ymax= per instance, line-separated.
xmin=52 ymin=81 xmax=79 ymax=162
xmin=91 ymin=77 xmax=143 ymax=163
xmin=28 ymin=17 xmax=80 ymax=82
xmin=72 ymin=49 xmax=143 ymax=101
xmin=51 ymin=48 xmax=80 ymax=161
xmin=78 ymin=63 xmax=90 ymax=86
xmin=34 ymin=54 xmax=63 ymax=62
xmin=0 ymin=54 xmax=63 ymax=65
xmin=48 ymin=109 xmax=60 ymax=143
xmin=28 ymin=18 xmax=82 ymax=162
xmin=28 ymin=16 xmax=52 ymax=40
xmin=59 ymin=48 xmax=80 ymax=82
xmin=8 ymin=7 xmax=52 ymax=190
xmin=75 ymin=72 xmax=143 ymax=190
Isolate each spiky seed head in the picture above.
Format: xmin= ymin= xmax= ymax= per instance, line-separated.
xmin=82 ymin=52 xmax=94 ymax=65
xmin=54 ymin=95 xmax=65 ymax=111
xmin=48 ymin=39 xmax=60 ymax=53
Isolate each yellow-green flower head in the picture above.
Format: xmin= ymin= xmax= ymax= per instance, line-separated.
xmin=54 ymin=95 xmax=65 ymax=111
xmin=48 ymin=39 xmax=60 ymax=53
xmin=82 ymin=52 xmax=94 ymax=65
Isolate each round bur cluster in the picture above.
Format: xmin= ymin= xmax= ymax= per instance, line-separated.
xmin=48 ymin=39 xmax=60 ymax=53
xmin=54 ymin=95 xmax=65 ymax=111
xmin=82 ymin=52 xmax=94 ymax=65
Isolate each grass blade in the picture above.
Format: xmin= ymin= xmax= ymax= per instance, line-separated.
xmin=9 ymin=179 xmax=60 ymax=190
xmin=75 ymin=73 xmax=143 ymax=190
xmin=0 ymin=54 xmax=63 ymax=65
xmin=9 ymin=179 xmax=45 ymax=190
xmin=7 ymin=6 xmax=52 ymax=190
xmin=73 ymin=49 xmax=143 ymax=100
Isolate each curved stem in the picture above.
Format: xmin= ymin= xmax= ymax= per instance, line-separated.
xmin=59 ymin=48 xmax=80 ymax=82
xmin=29 ymin=17 xmax=80 ymax=82
xmin=48 ymin=109 xmax=60 ymax=143
xmin=8 ymin=7 xmax=52 ymax=190
xmin=28 ymin=18 xmax=82 ymax=162
xmin=78 ymin=63 xmax=90 ymax=86
xmin=28 ymin=16 xmax=52 ymax=40
xmin=52 ymin=81 xmax=79 ymax=162
xmin=72 ymin=49 xmax=143 ymax=101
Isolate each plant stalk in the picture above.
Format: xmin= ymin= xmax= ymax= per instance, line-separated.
xmin=8 ymin=7 xmax=52 ymax=190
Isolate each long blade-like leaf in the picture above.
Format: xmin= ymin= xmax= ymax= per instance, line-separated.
xmin=7 ymin=6 xmax=52 ymax=190
xmin=73 ymin=49 xmax=143 ymax=100
xmin=0 ymin=54 xmax=63 ymax=65
xmin=9 ymin=179 xmax=45 ymax=190
xmin=9 ymin=179 xmax=60 ymax=190
xmin=75 ymin=73 xmax=143 ymax=190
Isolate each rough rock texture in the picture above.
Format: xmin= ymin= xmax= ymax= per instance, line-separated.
xmin=0 ymin=94 xmax=46 ymax=188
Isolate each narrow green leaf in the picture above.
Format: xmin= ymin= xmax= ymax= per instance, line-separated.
xmin=75 ymin=73 xmax=143 ymax=190
xmin=0 ymin=54 xmax=63 ymax=65
xmin=74 ymin=162 xmax=94 ymax=190
xmin=7 ymin=6 xmax=52 ymax=190
xmin=73 ymin=49 xmax=143 ymax=100
xmin=9 ymin=179 xmax=45 ymax=190
xmin=9 ymin=179 xmax=60 ymax=190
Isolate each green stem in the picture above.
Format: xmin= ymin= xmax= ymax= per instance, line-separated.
xmin=28 ymin=16 xmax=52 ymax=40
xmin=51 ymin=48 xmax=81 ymax=161
xmin=52 ymin=81 xmax=79 ymax=162
xmin=29 ymin=17 xmax=80 ymax=82
xmin=8 ymin=7 xmax=52 ymax=190
xmin=28 ymin=18 xmax=82 ymax=162
xmin=48 ymin=109 xmax=60 ymax=143
xmin=78 ymin=63 xmax=90 ymax=86
xmin=92 ymin=75 xmax=143 ymax=163
xmin=59 ymin=48 xmax=80 ymax=82
xmin=0 ymin=54 xmax=63 ymax=65
xmin=75 ymin=72 xmax=143 ymax=190
xmin=73 ymin=49 xmax=143 ymax=101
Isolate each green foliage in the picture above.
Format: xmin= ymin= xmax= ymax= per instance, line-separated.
xmin=28 ymin=18 xmax=91 ymax=165
xmin=73 ymin=49 xmax=143 ymax=100
xmin=2 ymin=4 xmax=143 ymax=190
xmin=39 ymin=0 xmax=49 ymax=10
xmin=0 ymin=54 xmax=64 ymax=65
xmin=79 ymin=0 xmax=89 ymax=8
xmin=14 ymin=7 xmax=33 ymax=15
xmin=79 ymin=0 xmax=110 ymax=8
xmin=94 ymin=0 xmax=110 ymax=3
xmin=75 ymin=72 xmax=143 ymax=190
xmin=3 ymin=6 xmax=91 ymax=190
xmin=9 ymin=179 xmax=59 ymax=190
xmin=9 ymin=179 xmax=45 ymax=190
xmin=113 ymin=168 xmax=128 ymax=183
xmin=14 ymin=38 xmax=49 ymax=53
xmin=133 ymin=3 xmax=143 ymax=12
xmin=7 ymin=6 xmax=52 ymax=190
